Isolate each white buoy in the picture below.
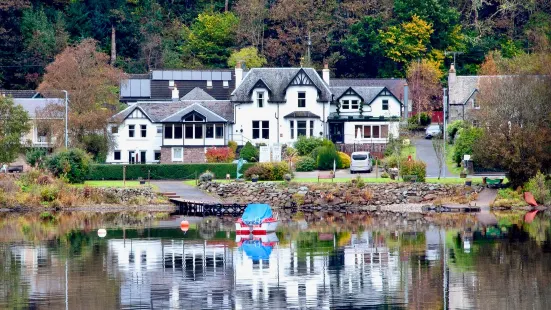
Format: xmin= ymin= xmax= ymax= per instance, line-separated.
xmin=97 ymin=228 xmax=107 ymax=238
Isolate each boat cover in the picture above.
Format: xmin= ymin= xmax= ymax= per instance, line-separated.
xmin=241 ymin=240 xmax=273 ymax=261
xmin=241 ymin=203 xmax=273 ymax=225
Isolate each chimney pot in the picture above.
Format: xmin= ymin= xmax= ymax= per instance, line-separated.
xmin=322 ymin=64 xmax=330 ymax=85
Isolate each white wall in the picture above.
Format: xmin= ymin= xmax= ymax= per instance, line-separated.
xmin=107 ymin=118 xmax=162 ymax=164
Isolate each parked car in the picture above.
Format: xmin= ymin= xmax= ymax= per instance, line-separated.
xmin=425 ymin=124 xmax=442 ymax=139
xmin=350 ymin=152 xmax=373 ymax=173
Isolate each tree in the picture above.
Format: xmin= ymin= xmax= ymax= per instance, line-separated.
xmin=406 ymin=58 xmax=443 ymax=116
xmin=181 ymin=12 xmax=239 ymax=68
xmin=234 ymin=0 xmax=268 ymax=51
xmin=378 ymin=15 xmax=434 ymax=64
xmin=0 ymin=96 xmax=31 ymax=164
xmin=37 ymin=39 xmax=124 ymax=159
xmin=474 ymin=75 xmax=551 ymax=186
xmin=227 ymin=47 xmax=267 ymax=68
xmin=432 ymin=134 xmax=445 ymax=179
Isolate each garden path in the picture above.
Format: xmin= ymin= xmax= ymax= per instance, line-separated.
xmin=152 ymin=181 xmax=221 ymax=203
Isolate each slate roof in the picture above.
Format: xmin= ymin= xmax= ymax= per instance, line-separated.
xmin=331 ymin=78 xmax=406 ymax=101
xmin=448 ymin=76 xmax=481 ymax=105
xmin=232 ymin=68 xmax=332 ymax=103
xmin=0 ymin=90 xmax=40 ymax=98
xmin=283 ymin=111 xmax=321 ymax=119
xmin=112 ymin=99 xmax=233 ymax=123
xmin=330 ymin=86 xmax=385 ymax=104
xmin=13 ymin=98 xmax=64 ymax=118
xmin=162 ymin=103 xmax=227 ymax=122
xmin=180 ymin=87 xmax=216 ymax=101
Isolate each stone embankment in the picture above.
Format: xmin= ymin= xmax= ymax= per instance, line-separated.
xmin=200 ymin=181 xmax=483 ymax=212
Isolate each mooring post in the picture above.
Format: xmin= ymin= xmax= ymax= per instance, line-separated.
xmin=148 ymin=169 xmax=151 ymax=186
xmin=123 ymin=165 xmax=126 ymax=187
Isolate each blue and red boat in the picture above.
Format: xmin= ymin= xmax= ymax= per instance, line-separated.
xmin=235 ymin=203 xmax=279 ymax=234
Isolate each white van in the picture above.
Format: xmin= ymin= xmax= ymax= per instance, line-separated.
xmin=350 ymin=152 xmax=373 ymax=173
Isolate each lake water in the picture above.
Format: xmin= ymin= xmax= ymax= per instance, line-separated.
xmin=1 ymin=210 xmax=551 ymax=309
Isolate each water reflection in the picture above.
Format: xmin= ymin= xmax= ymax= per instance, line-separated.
xmin=0 ymin=211 xmax=551 ymax=309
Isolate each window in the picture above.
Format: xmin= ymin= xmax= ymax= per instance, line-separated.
xmin=472 ymin=99 xmax=480 ymax=109
xmin=342 ymin=100 xmax=350 ymax=110
xmin=223 ymin=80 xmax=229 ymax=88
xmin=290 ymin=121 xmax=294 ymax=139
xmin=140 ymin=125 xmax=147 ymax=137
xmin=172 ymin=147 xmax=183 ymax=161
xmin=185 ymin=124 xmax=193 ymax=139
xmin=298 ymin=92 xmax=306 ymax=108
xmin=164 ymin=125 xmax=173 ymax=139
xmin=128 ymin=125 xmax=135 ymax=138
xmin=309 ymin=121 xmax=314 ymax=137
xmin=114 ymin=151 xmax=121 ymax=161
xmin=252 ymin=121 xmax=269 ymax=139
xmin=183 ymin=113 xmax=204 ymax=122
xmin=351 ymin=100 xmax=359 ymax=110
xmin=111 ymin=126 xmax=118 ymax=134
xmin=472 ymin=120 xmax=479 ymax=127
xmin=257 ymin=92 xmax=264 ymax=108
xmin=215 ymin=125 xmax=224 ymax=139
xmin=206 ymin=124 xmax=214 ymax=138
xmin=372 ymin=126 xmax=380 ymax=138
xmin=174 ymin=124 xmax=182 ymax=139
xmin=297 ymin=121 xmax=307 ymax=137
xmin=156 ymin=126 xmax=162 ymax=135
xmin=355 ymin=125 xmax=389 ymax=139
xmin=195 ymin=124 xmax=203 ymax=139
xmin=207 ymin=80 xmax=213 ymax=88
xmin=363 ymin=126 xmax=371 ymax=138
xmin=154 ymin=150 xmax=161 ymax=161
xmin=382 ymin=100 xmax=389 ymax=111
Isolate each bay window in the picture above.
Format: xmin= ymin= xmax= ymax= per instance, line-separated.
xmin=354 ymin=124 xmax=390 ymax=139
xmin=297 ymin=121 xmax=307 ymax=137
xmin=215 ymin=125 xmax=224 ymax=139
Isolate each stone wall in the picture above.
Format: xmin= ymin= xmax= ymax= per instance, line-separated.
xmin=95 ymin=187 xmax=156 ymax=203
xmin=201 ymin=181 xmax=482 ymax=209
xmin=184 ymin=147 xmax=206 ymax=163
xmin=160 ymin=147 xmax=172 ymax=164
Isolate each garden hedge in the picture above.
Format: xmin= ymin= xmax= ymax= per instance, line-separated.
xmin=87 ymin=163 xmax=254 ymax=180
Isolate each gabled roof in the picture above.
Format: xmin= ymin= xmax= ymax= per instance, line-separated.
xmin=249 ymin=79 xmax=272 ymax=96
xmin=111 ymin=99 xmax=233 ymax=123
xmin=330 ymin=86 xmax=384 ymax=103
xmin=181 ymin=87 xmax=216 ymax=101
xmin=232 ymin=68 xmax=332 ymax=103
xmin=161 ymin=103 xmax=227 ymax=122
xmin=283 ymin=111 xmax=321 ymax=119
xmin=331 ymin=78 xmax=406 ymax=101
xmin=448 ymin=76 xmax=481 ymax=105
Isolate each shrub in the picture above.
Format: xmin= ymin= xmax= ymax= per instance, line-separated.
xmin=400 ymin=160 xmax=427 ymax=182
xmin=419 ymin=112 xmax=431 ymax=126
xmin=295 ymin=157 xmax=316 ymax=172
xmin=87 ymin=163 xmax=254 ymax=180
xmin=199 ymin=171 xmax=214 ymax=183
xmin=294 ymin=136 xmax=324 ymax=156
xmin=26 ymin=148 xmax=47 ymax=168
xmin=525 ymin=171 xmax=551 ymax=204
xmin=244 ymin=162 xmax=292 ymax=181
xmin=283 ymin=173 xmax=292 ymax=181
xmin=447 ymin=120 xmax=467 ymax=144
xmin=337 ymin=152 xmax=351 ymax=169
xmin=453 ymin=127 xmax=483 ymax=166
xmin=240 ymin=142 xmax=259 ymax=162
xmin=46 ymin=149 xmax=92 ymax=184
xmin=383 ymin=154 xmax=402 ymax=169
xmin=205 ymin=147 xmax=235 ymax=163
xmin=317 ymin=146 xmax=341 ymax=170
xmin=381 ymin=172 xmax=390 ymax=178
xmin=228 ymin=140 xmax=238 ymax=153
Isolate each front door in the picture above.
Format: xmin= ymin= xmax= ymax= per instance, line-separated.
xmin=128 ymin=151 xmax=135 ymax=164
xmin=140 ymin=151 xmax=146 ymax=164
xmin=329 ymin=123 xmax=344 ymax=143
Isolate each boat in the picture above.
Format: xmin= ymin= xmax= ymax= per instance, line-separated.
xmin=237 ymin=233 xmax=279 ymax=262
xmin=235 ymin=203 xmax=278 ymax=234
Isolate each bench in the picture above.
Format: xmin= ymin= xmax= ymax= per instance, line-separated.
xmin=403 ymin=175 xmax=417 ymax=183
xmin=318 ymin=173 xmax=334 ymax=182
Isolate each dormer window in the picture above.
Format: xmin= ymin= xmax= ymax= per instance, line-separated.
xmin=223 ymin=80 xmax=229 ymax=88
xmin=206 ymin=80 xmax=213 ymax=88
xmin=342 ymin=100 xmax=350 ymax=110
xmin=298 ymin=92 xmax=306 ymax=108
xmin=257 ymin=92 xmax=264 ymax=108
xmin=351 ymin=100 xmax=359 ymax=110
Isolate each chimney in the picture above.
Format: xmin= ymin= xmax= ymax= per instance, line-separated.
xmin=322 ymin=63 xmax=330 ymax=85
xmin=448 ymin=63 xmax=457 ymax=87
xmin=171 ymin=87 xmax=179 ymax=101
xmin=235 ymin=61 xmax=244 ymax=88
xmin=403 ymin=83 xmax=409 ymax=119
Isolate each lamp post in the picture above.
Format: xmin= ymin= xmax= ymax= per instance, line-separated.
xmin=62 ymin=90 xmax=68 ymax=148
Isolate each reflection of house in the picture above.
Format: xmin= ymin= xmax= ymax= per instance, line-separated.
xmin=1 ymin=90 xmax=63 ymax=148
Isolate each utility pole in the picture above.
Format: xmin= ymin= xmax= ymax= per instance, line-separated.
xmin=62 ymin=90 xmax=68 ymax=148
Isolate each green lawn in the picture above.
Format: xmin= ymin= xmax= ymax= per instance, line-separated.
xmin=445 ymin=144 xmax=463 ymax=175
xmin=74 ymin=180 xmax=158 ymax=190
xmin=401 ymin=144 xmax=416 ymax=159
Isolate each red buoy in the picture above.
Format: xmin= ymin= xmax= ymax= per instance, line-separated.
xmin=180 ymin=220 xmax=189 ymax=232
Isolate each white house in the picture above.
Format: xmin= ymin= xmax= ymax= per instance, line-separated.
xmin=108 ymin=87 xmax=233 ymax=164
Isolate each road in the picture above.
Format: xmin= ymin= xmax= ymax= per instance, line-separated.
xmin=413 ymin=138 xmax=456 ymax=178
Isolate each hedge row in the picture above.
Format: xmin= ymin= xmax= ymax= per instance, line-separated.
xmin=87 ymin=163 xmax=255 ymax=180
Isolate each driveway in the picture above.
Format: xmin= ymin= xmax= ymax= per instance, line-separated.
xmin=413 ymin=138 xmax=456 ymax=178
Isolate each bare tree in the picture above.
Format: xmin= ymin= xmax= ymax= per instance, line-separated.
xmin=432 ymin=133 xmax=445 ymax=179
xmin=234 ymin=0 xmax=268 ymax=51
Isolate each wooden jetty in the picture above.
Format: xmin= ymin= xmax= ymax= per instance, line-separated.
xmin=169 ymin=198 xmax=248 ymax=217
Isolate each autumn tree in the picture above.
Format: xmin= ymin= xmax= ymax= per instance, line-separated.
xmin=37 ymin=39 xmax=124 ymax=162
xmin=0 ymin=96 xmax=31 ymax=164
xmin=406 ymin=59 xmax=443 ymax=116
xmin=378 ymin=15 xmax=434 ymax=64
xmin=234 ymin=0 xmax=268 ymax=51
xmin=227 ymin=47 xmax=267 ymax=68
